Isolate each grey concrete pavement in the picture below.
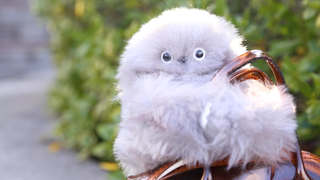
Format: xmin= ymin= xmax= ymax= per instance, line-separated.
xmin=0 ymin=68 xmax=108 ymax=180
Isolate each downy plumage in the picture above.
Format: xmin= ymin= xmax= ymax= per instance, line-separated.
xmin=114 ymin=8 xmax=297 ymax=176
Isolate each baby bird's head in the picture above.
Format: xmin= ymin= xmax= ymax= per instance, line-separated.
xmin=118 ymin=8 xmax=246 ymax=87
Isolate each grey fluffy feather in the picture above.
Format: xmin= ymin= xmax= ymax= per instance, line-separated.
xmin=114 ymin=8 xmax=297 ymax=176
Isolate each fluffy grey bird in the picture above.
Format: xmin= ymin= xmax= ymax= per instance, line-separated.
xmin=114 ymin=8 xmax=297 ymax=177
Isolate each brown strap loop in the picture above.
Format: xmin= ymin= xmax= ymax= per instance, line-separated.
xmin=212 ymin=50 xmax=286 ymax=87
xmin=229 ymin=67 xmax=273 ymax=85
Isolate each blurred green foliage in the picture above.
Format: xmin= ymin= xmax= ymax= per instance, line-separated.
xmin=33 ymin=0 xmax=320 ymax=177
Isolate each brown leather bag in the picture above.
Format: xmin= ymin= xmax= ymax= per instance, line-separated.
xmin=127 ymin=50 xmax=320 ymax=180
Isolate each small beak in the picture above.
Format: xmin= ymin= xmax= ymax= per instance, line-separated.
xmin=178 ymin=56 xmax=187 ymax=64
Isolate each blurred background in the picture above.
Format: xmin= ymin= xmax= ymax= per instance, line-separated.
xmin=1 ymin=0 xmax=320 ymax=179
xmin=0 ymin=0 xmax=107 ymax=179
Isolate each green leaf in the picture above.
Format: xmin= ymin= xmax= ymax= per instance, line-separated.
xmin=306 ymin=100 xmax=320 ymax=125
xmin=96 ymin=123 xmax=117 ymax=141
xmin=308 ymin=40 xmax=320 ymax=52
xmin=214 ymin=0 xmax=229 ymax=17
xmin=295 ymin=78 xmax=313 ymax=99
xmin=269 ymin=39 xmax=300 ymax=57
xmin=92 ymin=142 xmax=114 ymax=161
xmin=303 ymin=8 xmax=317 ymax=20
xmin=311 ymin=73 xmax=320 ymax=97
xmin=107 ymin=170 xmax=126 ymax=180
xmin=316 ymin=14 xmax=320 ymax=28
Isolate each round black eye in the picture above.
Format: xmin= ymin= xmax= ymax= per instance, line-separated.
xmin=193 ymin=48 xmax=206 ymax=61
xmin=195 ymin=50 xmax=203 ymax=58
xmin=161 ymin=51 xmax=172 ymax=63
